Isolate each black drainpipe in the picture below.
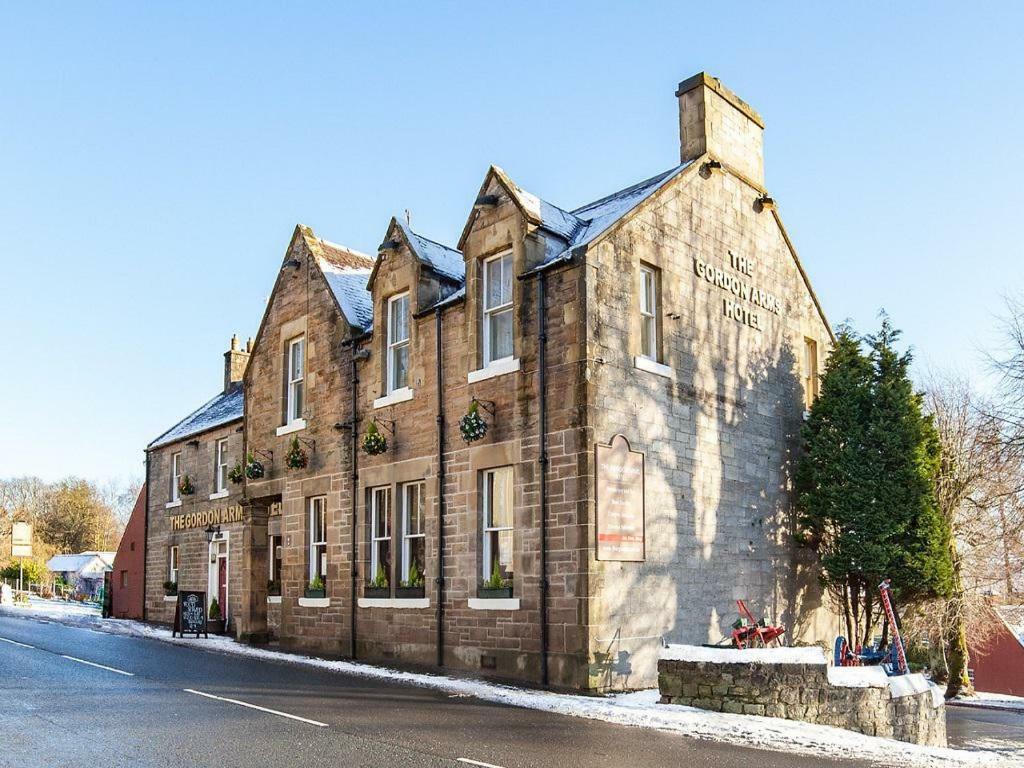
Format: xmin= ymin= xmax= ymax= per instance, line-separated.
xmin=435 ymin=307 xmax=446 ymax=668
xmin=142 ymin=449 xmax=151 ymax=622
xmin=349 ymin=343 xmax=362 ymax=659
xmin=536 ymin=272 xmax=550 ymax=687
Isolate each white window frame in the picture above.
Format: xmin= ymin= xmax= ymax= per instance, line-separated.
xmin=169 ymin=545 xmax=179 ymax=583
xmin=308 ymin=496 xmax=327 ymax=584
xmin=482 ymin=252 xmax=513 ymax=366
xmin=170 ymin=452 xmax=182 ymax=503
xmin=481 ymin=467 xmax=513 ymax=581
xmin=400 ymin=482 xmax=426 ymax=584
xmin=269 ymin=534 xmax=282 ymax=582
xmin=639 ymin=265 xmax=659 ymax=361
xmin=215 ymin=438 xmax=229 ymax=494
xmin=386 ymin=293 xmax=410 ymax=394
xmin=286 ymin=336 xmax=305 ymax=425
xmin=369 ymin=487 xmax=391 ymax=586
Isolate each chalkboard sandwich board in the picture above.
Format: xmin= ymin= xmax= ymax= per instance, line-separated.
xmin=173 ymin=590 xmax=209 ymax=638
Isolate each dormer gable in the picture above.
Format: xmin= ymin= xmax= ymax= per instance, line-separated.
xmin=367 ymin=216 xmax=463 ymax=314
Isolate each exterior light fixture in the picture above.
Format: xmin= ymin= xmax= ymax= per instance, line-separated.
xmin=284 ymin=258 xmax=301 ymax=269
xmin=205 ymin=524 xmax=221 ymax=544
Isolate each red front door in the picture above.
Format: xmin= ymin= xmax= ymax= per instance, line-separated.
xmin=217 ymin=557 xmax=227 ymax=619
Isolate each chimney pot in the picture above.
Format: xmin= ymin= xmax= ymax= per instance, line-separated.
xmin=224 ymin=333 xmax=251 ymax=392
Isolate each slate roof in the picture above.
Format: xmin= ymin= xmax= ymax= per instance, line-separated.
xmin=393 ymin=219 xmax=465 ymax=284
xmin=148 ymin=383 xmax=244 ymax=449
xmin=46 ymin=552 xmax=116 ymax=575
xmin=318 ymin=261 xmax=373 ymax=332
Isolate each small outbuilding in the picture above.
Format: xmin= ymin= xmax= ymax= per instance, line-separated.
xmin=110 ymin=485 xmax=147 ymax=619
xmin=970 ymin=604 xmax=1024 ymax=697
xmin=46 ymin=551 xmax=115 ymax=600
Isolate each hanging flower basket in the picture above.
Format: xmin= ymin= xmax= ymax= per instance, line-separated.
xmin=459 ymin=401 xmax=488 ymax=443
xmin=178 ymin=475 xmax=195 ymax=496
xmin=362 ymin=421 xmax=387 ymax=455
xmin=285 ymin=436 xmax=308 ymax=470
xmin=227 ymin=462 xmax=244 ymax=485
xmin=245 ymin=452 xmax=265 ymax=480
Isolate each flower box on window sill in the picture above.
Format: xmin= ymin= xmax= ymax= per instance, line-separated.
xmin=364 ymin=586 xmax=390 ymax=599
xmin=303 ymin=588 xmax=326 ymax=599
xmin=396 ymin=586 xmax=425 ymax=600
xmin=477 ymin=586 xmax=513 ymax=600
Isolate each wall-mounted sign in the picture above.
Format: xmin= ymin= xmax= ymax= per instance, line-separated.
xmin=11 ymin=522 xmax=32 ymax=558
xmin=169 ymin=505 xmax=244 ymax=532
xmin=693 ymin=251 xmax=783 ymax=332
xmin=596 ymin=434 xmax=645 ymax=561
xmin=173 ymin=590 xmax=208 ymax=638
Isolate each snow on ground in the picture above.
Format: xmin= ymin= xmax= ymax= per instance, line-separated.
xmin=952 ymin=691 xmax=1024 ymax=713
xmin=0 ymin=599 xmax=1011 ymax=768
xmin=5 ymin=595 xmax=102 ymax=617
xmin=661 ymin=643 xmax=825 ymax=664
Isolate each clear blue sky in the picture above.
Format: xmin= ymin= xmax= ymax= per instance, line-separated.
xmin=2 ymin=3 xmax=1021 ymax=483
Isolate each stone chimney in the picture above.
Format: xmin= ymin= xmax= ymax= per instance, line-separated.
xmin=677 ymin=73 xmax=766 ymax=188
xmin=224 ymin=334 xmax=251 ymax=392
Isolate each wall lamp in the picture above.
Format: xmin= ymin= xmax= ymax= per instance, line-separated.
xmin=283 ymin=258 xmax=301 ymax=269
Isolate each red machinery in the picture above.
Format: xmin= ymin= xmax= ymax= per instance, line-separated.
xmin=729 ymin=600 xmax=786 ymax=649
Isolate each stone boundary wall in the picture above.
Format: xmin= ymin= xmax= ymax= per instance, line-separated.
xmin=658 ymin=657 xmax=946 ymax=747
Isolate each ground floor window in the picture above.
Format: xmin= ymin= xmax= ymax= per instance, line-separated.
xmin=120 ymin=570 xmax=128 ymax=588
xmin=369 ymin=486 xmax=391 ymax=589
xmin=481 ymin=466 xmax=514 ymax=586
xmin=400 ymin=482 xmax=425 ymax=587
xmin=169 ymin=545 xmax=179 ymax=584
xmin=308 ymin=497 xmax=327 ymax=586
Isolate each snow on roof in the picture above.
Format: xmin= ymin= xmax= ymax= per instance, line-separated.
xmin=148 ymin=383 xmax=243 ymax=449
xmin=46 ymin=552 xmax=116 ymax=575
xmin=995 ymin=604 xmax=1024 ymax=648
xmin=318 ymin=260 xmax=373 ymax=332
xmin=660 ymin=644 xmax=826 ymax=665
xmin=394 ymin=219 xmax=465 ymax=284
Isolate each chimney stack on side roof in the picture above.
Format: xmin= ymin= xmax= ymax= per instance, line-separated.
xmin=224 ymin=334 xmax=251 ymax=392
xmin=677 ymin=72 xmax=766 ymax=189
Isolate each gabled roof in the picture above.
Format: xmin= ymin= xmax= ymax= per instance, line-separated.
xmin=996 ymin=605 xmax=1024 ymax=649
xmin=299 ymin=228 xmax=376 ymax=333
xmin=148 ymin=383 xmax=243 ymax=449
xmin=46 ymin=552 xmax=116 ymax=575
xmin=369 ymin=217 xmax=465 ymax=289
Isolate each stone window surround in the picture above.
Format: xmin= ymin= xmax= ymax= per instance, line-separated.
xmin=357 ymin=456 xmax=435 ymax=601
xmin=469 ymin=442 xmax=521 ymax=605
xmin=385 ymin=291 xmax=411 ymax=395
xmin=277 ymin=316 xmax=309 ymax=434
xmin=467 ymin=356 xmax=520 ymax=384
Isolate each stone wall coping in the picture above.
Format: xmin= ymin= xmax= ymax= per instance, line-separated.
xmin=661 ymin=643 xmax=825 ymax=665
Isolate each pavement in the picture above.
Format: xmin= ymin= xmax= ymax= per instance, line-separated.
xmin=0 ymin=612 xmax=883 ymax=768
xmin=945 ymin=705 xmax=1024 ymax=762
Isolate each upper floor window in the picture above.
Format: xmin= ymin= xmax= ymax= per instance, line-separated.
xmin=308 ymin=496 xmax=327 ymax=585
xmin=215 ymin=438 xmax=229 ymax=494
xmin=481 ymin=466 xmax=513 ymax=586
xmin=168 ymin=545 xmax=179 ymax=583
xmin=639 ymin=265 xmax=660 ymax=361
xmin=482 ymin=252 xmax=513 ymax=366
xmin=369 ymin=486 xmax=391 ymax=589
xmin=170 ymin=452 xmax=182 ymax=502
xmin=387 ymin=293 xmax=410 ymax=393
xmin=803 ymin=338 xmax=819 ymax=410
xmin=287 ymin=337 xmax=305 ymax=424
xmin=400 ymin=482 xmax=425 ymax=587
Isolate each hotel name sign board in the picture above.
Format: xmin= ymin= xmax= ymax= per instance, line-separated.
xmin=170 ymin=500 xmax=281 ymax=531
xmin=693 ymin=251 xmax=783 ymax=331
xmin=595 ymin=435 xmax=645 ymax=561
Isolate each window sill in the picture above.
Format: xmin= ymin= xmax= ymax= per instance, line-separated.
xmin=373 ymin=387 xmax=414 ymax=410
xmin=165 ymin=500 xmax=182 ymax=509
xmin=467 ymin=597 xmax=520 ymax=611
xmin=633 ymin=355 xmax=674 ymax=379
xmin=209 ymin=490 xmax=229 ymax=501
xmin=297 ymin=597 xmax=330 ymax=608
xmin=468 ymin=357 xmax=520 ymax=384
xmin=162 ymin=595 xmax=178 ymax=603
xmin=358 ymin=597 xmax=430 ymax=609
xmin=266 ymin=596 xmax=282 ymax=604
xmin=276 ymin=419 xmax=307 ymax=437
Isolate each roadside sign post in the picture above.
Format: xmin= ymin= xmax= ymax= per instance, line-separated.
xmin=11 ymin=522 xmax=32 ymax=594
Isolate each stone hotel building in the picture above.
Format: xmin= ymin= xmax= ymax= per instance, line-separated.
xmin=144 ymin=72 xmax=838 ymax=690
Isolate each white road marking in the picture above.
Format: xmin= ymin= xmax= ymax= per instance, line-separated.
xmin=60 ymin=654 xmax=134 ymax=676
xmin=183 ymin=688 xmax=329 ymax=727
xmin=457 ymin=759 xmax=506 ymax=768
xmin=0 ymin=636 xmax=35 ymax=649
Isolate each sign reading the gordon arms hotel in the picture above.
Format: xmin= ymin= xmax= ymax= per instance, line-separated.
xmin=595 ymin=435 xmax=645 ymax=561
xmin=693 ymin=251 xmax=784 ymax=331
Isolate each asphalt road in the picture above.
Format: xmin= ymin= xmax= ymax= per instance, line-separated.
xmin=0 ymin=614 xmax=885 ymax=768
xmin=946 ymin=704 xmax=1024 ymax=761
